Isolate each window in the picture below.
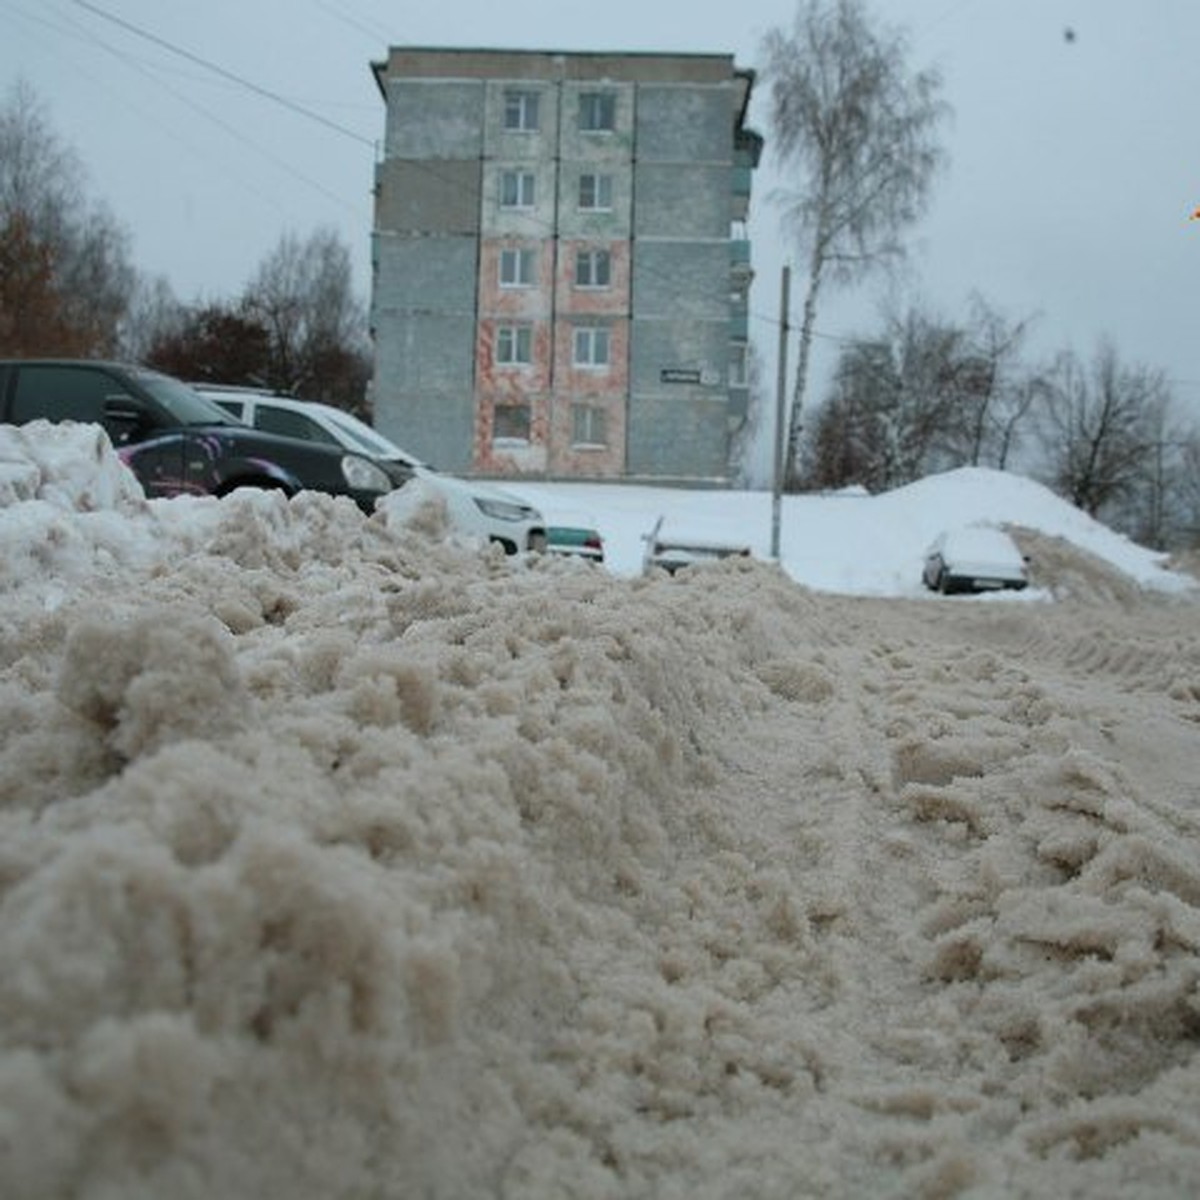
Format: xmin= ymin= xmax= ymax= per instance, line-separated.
xmin=573 ymin=326 xmax=610 ymax=368
xmin=494 ymin=403 xmax=531 ymax=442
xmin=575 ymin=249 xmax=611 ymax=289
xmin=579 ymin=91 xmax=616 ymax=132
xmin=496 ymin=324 xmax=532 ymax=365
xmin=571 ymin=404 xmax=608 ymax=447
xmin=254 ymin=407 xmax=338 ymax=446
xmin=500 ymin=170 xmax=535 ymax=209
xmin=578 ymin=173 xmax=613 ymax=211
xmin=499 ymin=247 xmax=536 ymax=287
xmin=504 ymin=90 xmax=539 ymax=132
xmin=729 ymin=342 xmax=748 ymax=388
xmin=12 ymin=365 xmax=121 ymax=424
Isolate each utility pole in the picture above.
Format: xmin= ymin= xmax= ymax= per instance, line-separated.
xmin=771 ymin=265 xmax=791 ymax=560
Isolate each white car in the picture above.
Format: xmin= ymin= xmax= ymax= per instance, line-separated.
xmin=194 ymin=387 xmax=546 ymax=554
xmin=922 ymin=526 xmax=1030 ymax=594
xmin=641 ymin=515 xmax=751 ymax=575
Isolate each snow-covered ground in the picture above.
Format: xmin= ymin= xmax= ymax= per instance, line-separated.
xmin=2 ymin=421 xmax=1199 ymax=1198
xmin=519 ymin=469 xmax=1190 ymax=595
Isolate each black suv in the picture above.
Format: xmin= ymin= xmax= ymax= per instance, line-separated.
xmin=0 ymin=360 xmax=410 ymax=512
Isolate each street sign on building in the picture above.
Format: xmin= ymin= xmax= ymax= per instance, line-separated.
xmin=660 ymin=367 xmax=720 ymax=386
xmin=660 ymin=368 xmax=702 ymax=384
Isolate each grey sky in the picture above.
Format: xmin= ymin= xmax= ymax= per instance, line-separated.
xmin=4 ymin=0 xmax=1199 ymax=449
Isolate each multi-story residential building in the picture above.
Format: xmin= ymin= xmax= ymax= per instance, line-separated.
xmin=369 ymin=48 xmax=761 ymax=482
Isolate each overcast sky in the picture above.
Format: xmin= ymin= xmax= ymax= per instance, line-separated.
xmin=4 ymin=0 xmax=1199 ymax=451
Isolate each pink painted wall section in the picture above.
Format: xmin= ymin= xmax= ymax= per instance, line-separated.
xmin=475 ymin=320 xmax=552 ymax=392
xmin=472 ymin=236 xmax=631 ymax=477
xmin=554 ymin=240 xmax=630 ymax=318
xmin=477 ymin=238 xmax=553 ymax=318
xmin=548 ymin=393 xmax=626 ymax=478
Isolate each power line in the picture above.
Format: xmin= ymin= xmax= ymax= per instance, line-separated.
xmin=308 ymin=0 xmax=391 ymax=47
xmin=70 ymin=0 xmax=375 ymax=148
xmin=6 ymin=0 xmax=363 ymax=221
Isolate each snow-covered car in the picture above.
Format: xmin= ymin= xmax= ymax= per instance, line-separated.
xmin=195 ymin=387 xmax=546 ymax=554
xmin=641 ymin=515 xmax=751 ymax=575
xmin=922 ymin=526 xmax=1030 ymax=594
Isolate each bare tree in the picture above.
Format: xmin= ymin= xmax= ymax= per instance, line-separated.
xmin=1175 ymin=433 xmax=1200 ymax=549
xmin=800 ymin=338 xmax=895 ymax=490
xmin=801 ymin=301 xmax=971 ymax=491
xmin=761 ymin=0 xmax=948 ymax=488
xmin=953 ymin=293 xmax=1040 ymax=468
xmin=1035 ymin=339 xmax=1167 ymax=517
xmin=1118 ymin=392 xmax=1195 ymax=550
xmin=243 ymin=227 xmax=370 ymax=412
xmin=118 ymin=274 xmax=185 ymax=362
xmin=0 ymin=80 xmax=134 ymax=356
xmin=145 ymin=302 xmax=272 ymax=385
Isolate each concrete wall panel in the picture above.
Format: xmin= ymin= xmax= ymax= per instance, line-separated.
xmin=633 ymin=242 xmax=729 ymax=320
xmin=375 ymin=160 xmax=481 ymax=235
xmin=385 ymin=80 xmax=485 ymax=159
xmin=633 ymin=164 xmax=729 ymax=238
xmin=636 ymin=85 xmax=733 ymax=163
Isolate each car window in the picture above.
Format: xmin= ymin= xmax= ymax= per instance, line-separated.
xmin=132 ymin=369 xmax=237 ymax=426
xmin=215 ymin=399 xmax=245 ymax=420
xmin=322 ymin=408 xmax=415 ymax=462
xmin=10 ymin=365 xmax=131 ymax=424
xmin=254 ymin=407 xmax=339 ymax=446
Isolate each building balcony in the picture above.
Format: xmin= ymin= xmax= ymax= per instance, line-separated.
xmin=731 ymin=165 xmax=752 ymax=222
xmin=731 ymin=238 xmax=753 ymax=290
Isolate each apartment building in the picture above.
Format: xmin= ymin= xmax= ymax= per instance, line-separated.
xmin=369 ymin=47 xmax=761 ymax=481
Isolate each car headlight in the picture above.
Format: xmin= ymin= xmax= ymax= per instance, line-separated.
xmin=474 ymin=497 xmax=535 ymax=522
xmin=340 ymin=454 xmax=392 ymax=493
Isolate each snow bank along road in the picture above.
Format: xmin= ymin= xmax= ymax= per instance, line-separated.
xmin=2 ymin=424 xmax=1200 ymax=1197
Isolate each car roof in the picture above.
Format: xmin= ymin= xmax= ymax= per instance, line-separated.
xmin=938 ymin=525 xmax=1023 ymax=558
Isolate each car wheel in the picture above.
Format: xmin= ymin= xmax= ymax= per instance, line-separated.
xmin=938 ymin=569 xmax=953 ymax=595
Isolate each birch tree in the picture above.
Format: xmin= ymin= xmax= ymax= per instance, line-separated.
xmin=762 ymin=0 xmax=948 ymax=487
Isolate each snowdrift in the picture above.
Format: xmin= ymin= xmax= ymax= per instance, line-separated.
xmin=2 ymin=424 xmax=1200 ymax=1197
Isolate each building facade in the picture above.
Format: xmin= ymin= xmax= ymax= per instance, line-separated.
xmin=369 ymin=48 xmax=761 ymax=482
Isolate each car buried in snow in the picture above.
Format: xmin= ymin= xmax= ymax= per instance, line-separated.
xmin=546 ymin=524 xmax=605 ymax=563
xmin=641 ymin=515 xmax=752 ymax=575
xmin=922 ymin=526 xmax=1030 ymax=594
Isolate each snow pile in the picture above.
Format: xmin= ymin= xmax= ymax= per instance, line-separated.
xmin=521 ymin=467 xmax=1191 ymax=597
xmin=2 ymin=425 xmax=1200 ymax=1197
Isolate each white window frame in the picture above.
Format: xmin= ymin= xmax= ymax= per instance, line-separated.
xmin=493 ymin=402 xmax=532 ymax=443
xmin=574 ymin=248 xmax=611 ymax=289
xmin=571 ymin=403 xmax=608 ymax=448
xmin=503 ymin=90 xmax=539 ymax=132
xmin=578 ymin=172 xmax=613 ymax=212
xmin=496 ymin=324 xmax=532 ymax=365
xmin=573 ymin=326 xmax=610 ymax=368
xmin=499 ymin=247 xmax=536 ymax=288
xmin=579 ymin=91 xmax=616 ymax=132
xmin=499 ymin=170 xmax=535 ymax=209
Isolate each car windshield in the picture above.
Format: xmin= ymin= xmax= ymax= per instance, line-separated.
xmin=322 ymin=407 xmax=425 ymax=467
xmin=134 ymin=369 xmax=239 ymax=426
